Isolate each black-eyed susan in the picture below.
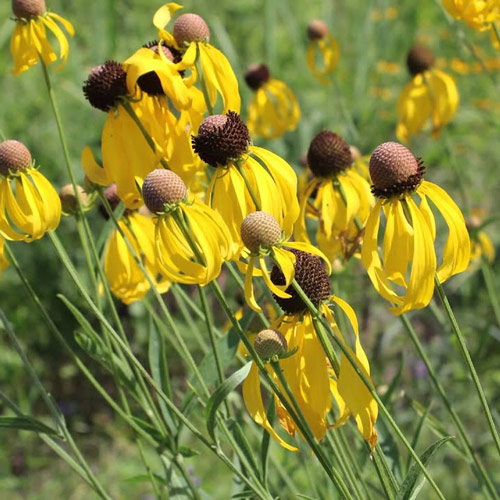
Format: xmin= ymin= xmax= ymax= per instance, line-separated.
xmin=142 ymin=169 xmax=231 ymax=285
xmin=10 ymin=0 xmax=74 ymax=75
xmin=0 ymin=140 xmax=61 ymax=241
xmin=239 ymin=211 xmax=330 ymax=313
xmin=101 ymin=185 xmax=170 ymax=304
xmin=244 ymin=64 xmax=300 ymax=139
xmin=442 ymin=0 xmax=500 ymax=30
xmin=243 ymin=249 xmax=378 ymax=449
xmin=361 ymin=142 xmax=470 ymax=315
xmin=295 ymin=131 xmax=373 ymax=265
xmin=396 ymin=45 xmax=459 ymax=143
xmin=306 ymin=19 xmax=340 ymax=85
xmin=192 ymin=112 xmax=299 ymax=255
xmin=467 ymin=209 xmax=495 ymax=265
xmin=153 ymin=3 xmax=240 ymax=113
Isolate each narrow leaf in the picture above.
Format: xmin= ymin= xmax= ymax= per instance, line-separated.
xmin=205 ymin=362 xmax=252 ymax=441
xmin=396 ymin=437 xmax=453 ymax=500
xmin=0 ymin=416 xmax=59 ymax=436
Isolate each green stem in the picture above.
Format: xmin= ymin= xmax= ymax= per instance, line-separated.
xmin=236 ymin=161 xmax=261 ymax=209
xmin=480 ymin=260 xmax=500 ymax=331
xmin=401 ymin=314 xmax=499 ymax=500
xmin=434 ymin=276 xmax=500 ymax=459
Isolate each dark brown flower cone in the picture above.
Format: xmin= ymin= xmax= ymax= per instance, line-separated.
xmin=307 ymin=131 xmax=353 ymax=177
xmin=406 ymin=45 xmax=435 ymax=76
xmin=83 ymin=61 xmax=128 ymax=112
xmin=12 ymin=0 xmax=46 ymax=18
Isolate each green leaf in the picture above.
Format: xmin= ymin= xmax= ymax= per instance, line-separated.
xmin=396 ymin=437 xmax=453 ymax=500
xmin=382 ymin=352 xmax=404 ymax=405
xmin=405 ymin=404 xmax=431 ymax=474
xmin=0 ymin=416 xmax=59 ymax=436
xmin=178 ymin=445 xmax=200 ymax=458
xmin=205 ymin=362 xmax=252 ymax=441
xmin=227 ymin=418 xmax=260 ymax=477
xmin=260 ymin=398 xmax=275 ymax=486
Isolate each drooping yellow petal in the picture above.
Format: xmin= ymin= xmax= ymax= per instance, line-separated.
xmin=81 ymin=146 xmax=110 ymax=186
xmin=242 ymin=362 xmax=298 ymax=451
xmin=259 ymin=256 xmax=291 ymax=299
xmin=418 ymin=181 xmax=470 ymax=282
xmin=244 ymin=257 xmax=262 ymax=312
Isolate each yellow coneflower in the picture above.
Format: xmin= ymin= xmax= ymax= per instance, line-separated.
xmin=153 ymin=3 xmax=240 ymax=113
xmin=0 ymin=237 xmax=8 ymax=278
xmin=396 ymin=46 xmax=459 ymax=143
xmin=243 ymin=249 xmax=378 ymax=450
xmin=306 ymin=19 xmax=340 ymax=85
xmin=192 ymin=111 xmax=299 ymax=255
xmin=361 ymin=142 xmax=470 ymax=315
xmin=101 ymin=185 xmax=170 ymax=304
xmin=238 ymin=211 xmax=330 ymax=313
xmin=467 ymin=209 xmax=495 ymax=265
xmin=295 ymin=131 xmax=373 ymax=265
xmin=0 ymin=140 xmax=61 ymax=242
xmin=10 ymin=0 xmax=74 ymax=75
xmin=142 ymin=169 xmax=231 ymax=285
xmin=244 ymin=64 xmax=300 ymax=139
xmin=82 ymin=61 xmax=184 ymax=209
xmin=442 ymin=0 xmax=500 ymax=30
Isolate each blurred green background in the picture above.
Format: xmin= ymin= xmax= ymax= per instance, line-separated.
xmin=1 ymin=0 xmax=500 ymax=498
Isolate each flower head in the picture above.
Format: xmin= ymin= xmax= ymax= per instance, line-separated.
xmin=59 ymin=183 xmax=87 ymax=215
xmin=295 ymin=131 xmax=374 ymax=265
xmin=245 ymin=64 xmax=301 ymax=139
xmin=467 ymin=209 xmax=495 ymax=265
xmin=0 ymin=140 xmax=61 ymax=241
xmin=143 ymin=169 xmax=231 ymax=285
xmin=10 ymin=0 xmax=74 ymax=75
xmin=153 ymin=3 xmax=240 ymax=113
xmin=192 ymin=111 xmax=299 ymax=254
xmin=442 ymin=0 xmax=500 ymax=30
xmin=306 ymin=19 xmax=340 ymax=85
xmin=361 ymin=142 xmax=470 ymax=315
xmin=254 ymin=329 xmax=288 ymax=362
xmin=396 ymin=45 xmax=459 ymax=142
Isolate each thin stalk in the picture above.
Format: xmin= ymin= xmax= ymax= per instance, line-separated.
xmin=171 ymin=284 xmax=204 ymax=321
xmin=0 ymin=307 xmax=111 ymax=500
xmin=172 ymin=457 xmax=202 ymax=500
xmin=288 ymin=277 xmax=446 ymax=500
xmin=434 ymin=276 xmax=500 ymax=458
xmin=480 ymin=260 xmax=500 ymax=331
xmin=198 ymin=285 xmax=227 ymax=398
xmin=401 ymin=314 xmax=499 ymax=500
xmin=236 ymin=162 xmax=261 ymax=209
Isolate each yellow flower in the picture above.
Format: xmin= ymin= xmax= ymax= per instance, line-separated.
xmin=0 ymin=237 xmax=9 ymax=278
xmin=192 ymin=112 xmax=299 ymax=256
xmin=467 ymin=209 xmax=495 ymax=264
xmin=306 ymin=20 xmax=340 ymax=85
xmin=0 ymin=140 xmax=61 ymax=242
xmin=104 ymin=207 xmax=170 ymax=304
xmin=361 ymin=142 xmax=470 ymax=315
xmin=396 ymin=46 xmax=459 ymax=142
xmin=153 ymin=3 xmax=240 ymax=113
xmin=238 ymin=211 xmax=330 ymax=313
xmin=244 ymin=64 xmax=300 ymax=139
xmin=295 ymin=132 xmax=374 ymax=264
xmin=10 ymin=0 xmax=74 ymax=75
xmin=142 ymin=169 xmax=231 ymax=285
xmin=396 ymin=46 xmax=459 ymax=143
xmin=442 ymin=0 xmax=500 ymax=30
xmin=242 ymin=250 xmax=378 ymax=450
xmin=82 ymin=61 xmax=202 ymax=209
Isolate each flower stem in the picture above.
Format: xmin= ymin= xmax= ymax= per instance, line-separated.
xmin=434 ymin=275 xmax=500 ymax=459
xmin=480 ymin=259 xmax=500 ymax=331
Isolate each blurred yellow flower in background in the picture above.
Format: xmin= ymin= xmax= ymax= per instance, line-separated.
xmin=396 ymin=46 xmax=459 ymax=143
xmin=0 ymin=140 xmax=61 ymax=242
xmin=306 ymin=20 xmax=340 ymax=85
xmin=442 ymin=0 xmax=500 ymax=30
xmin=0 ymin=237 xmax=9 ymax=278
xmin=10 ymin=0 xmax=74 ymax=75
xmin=244 ymin=64 xmax=300 ymax=139
xmin=467 ymin=208 xmax=495 ymax=265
